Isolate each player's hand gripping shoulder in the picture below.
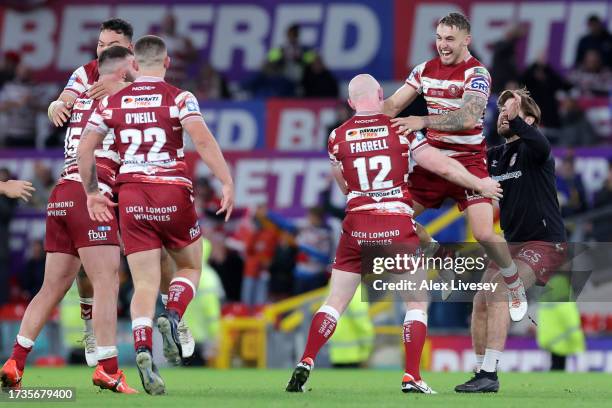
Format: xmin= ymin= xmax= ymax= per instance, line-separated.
xmin=0 ymin=180 xmax=35 ymax=202
xmin=476 ymin=177 xmax=503 ymax=201
xmin=86 ymin=78 xmax=118 ymax=100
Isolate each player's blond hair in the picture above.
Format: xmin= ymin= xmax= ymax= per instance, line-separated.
xmin=438 ymin=12 xmax=471 ymax=33
xmin=497 ymin=88 xmax=542 ymax=125
xmin=134 ymin=35 xmax=167 ymax=68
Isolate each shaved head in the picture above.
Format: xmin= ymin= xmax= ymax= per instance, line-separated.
xmin=347 ymin=74 xmax=383 ymax=112
xmin=134 ymin=35 xmax=167 ymax=68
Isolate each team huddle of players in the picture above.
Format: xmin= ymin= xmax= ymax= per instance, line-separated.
xmin=286 ymin=12 xmax=568 ymax=395
xmin=0 ymin=11 xmax=567 ymax=398
xmin=1 ymin=19 xmax=233 ymax=395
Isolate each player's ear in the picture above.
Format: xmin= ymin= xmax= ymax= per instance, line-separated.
xmin=378 ymin=87 xmax=383 ymax=101
xmin=464 ymin=33 xmax=472 ymax=47
xmin=132 ymin=59 xmax=139 ymax=72
xmin=347 ymin=98 xmax=355 ymax=111
xmin=164 ymin=56 xmax=171 ymax=70
xmin=525 ymin=116 xmax=536 ymax=126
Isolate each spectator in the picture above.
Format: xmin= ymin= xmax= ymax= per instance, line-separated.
xmin=241 ymin=205 xmax=278 ymax=306
xmin=301 ymin=54 xmax=339 ymax=98
xmin=242 ymin=61 xmax=296 ymax=98
xmin=18 ymin=239 xmax=45 ymax=301
xmin=490 ymin=25 xmax=525 ymax=94
xmin=293 ymin=207 xmax=332 ymax=294
xmin=0 ymin=62 xmax=45 ymax=147
xmin=591 ymin=160 xmax=612 ymax=241
xmin=0 ymin=168 xmax=16 ymax=306
xmin=568 ymin=49 xmax=612 ymax=97
xmin=556 ymin=155 xmax=588 ymax=217
xmin=575 ymin=15 xmax=612 ymax=69
xmin=191 ymin=63 xmax=231 ymax=101
xmin=194 ymin=177 xmax=223 ymax=229
xmin=158 ymin=12 xmax=198 ymax=88
xmin=29 ymin=162 xmax=55 ymax=210
xmin=521 ymin=52 xmax=572 ymax=129
xmin=0 ymin=51 xmax=19 ymax=89
xmin=556 ymin=96 xmax=599 ymax=146
xmin=209 ymin=233 xmax=244 ymax=303
xmin=272 ymin=24 xmax=312 ymax=83
xmin=268 ymin=230 xmax=297 ymax=301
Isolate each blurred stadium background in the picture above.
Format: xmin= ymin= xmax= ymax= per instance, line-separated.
xmin=0 ymin=0 xmax=611 ymax=375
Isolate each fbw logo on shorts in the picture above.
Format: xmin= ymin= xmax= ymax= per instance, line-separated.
xmin=189 ymin=223 xmax=201 ymax=240
xmin=88 ymin=226 xmax=111 ymax=242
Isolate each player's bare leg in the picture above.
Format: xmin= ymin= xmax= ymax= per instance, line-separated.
xmin=286 ymin=269 xmax=361 ymax=392
xmin=465 ymin=202 xmax=527 ymax=321
xmin=127 ymin=248 xmax=165 ymax=395
xmin=76 ymin=269 xmax=97 ymax=366
xmin=160 ymin=247 xmax=195 ymax=360
xmin=456 ymin=263 xmax=536 ymax=393
xmin=79 ymin=246 xmax=137 ymax=394
xmin=158 ymin=240 xmax=202 ymax=365
xmin=470 ymin=291 xmax=488 ymax=368
xmin=1 ymin=253 xmax=80 ymax=389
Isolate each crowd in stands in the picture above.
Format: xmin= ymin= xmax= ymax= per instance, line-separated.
xmin=1 ymin=15 xmax=610 ymax=148
xmin=1 ymin=15 xmax=612 ymax=316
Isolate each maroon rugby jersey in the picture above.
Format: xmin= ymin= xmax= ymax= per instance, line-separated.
xmin=59 ymin=92 xmax=119 ymax=196
xmin=63 ymin=59 xmax=99 ymax=97
xmin=328 ymin=113 xmax=427 ymax=216
xmin=87 ymin=76 xmax=203 ymax=188
xmin=405 ymin=55 xmax=491 ymax=157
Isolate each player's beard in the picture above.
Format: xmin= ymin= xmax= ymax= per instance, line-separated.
xmin=497 ymin=124 xmax=514 ymax=138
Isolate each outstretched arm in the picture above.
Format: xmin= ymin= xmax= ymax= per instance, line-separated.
xmin=383 ymin=84 xmax=419 ymax=118
xmin=184 ymin=119 xmax=234 ymax=221
xmin=413 ymin=145 xmax=502 ymax=200
xmin=0 ymin=180 xmax=35 ymax=202
xmin=391 ymin=92 xmax=488 ymax=134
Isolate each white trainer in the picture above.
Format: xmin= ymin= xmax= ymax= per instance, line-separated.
xmin=81 ymin=330 xmax=97 ymax=367
xmin=178 ymin=319 xmax=195 ymax=359
xmin=508 ymin=278 xmax=528 ymax=322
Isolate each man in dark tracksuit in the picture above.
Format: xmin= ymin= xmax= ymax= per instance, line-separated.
xmin=456 ymin=89 xmax=567 ymax=393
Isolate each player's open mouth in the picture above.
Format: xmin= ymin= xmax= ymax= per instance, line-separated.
xmin=440 ymin=50 xmax=452 ymax=57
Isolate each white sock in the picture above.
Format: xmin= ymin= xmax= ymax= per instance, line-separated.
xmin=404 ymin=309 xmax=427 ymax=325
xmin=499 ymin=262 xmax=521 ymax=289
xmin=96 ymin=346 xmax=118 ymax=361
xmin=131 ymin=317 xmax=153 ymax=329
xmin=84 ymin=319 xmax=93 ymax=333
xmin=481 ymin=348 xmax=502 ymax=372
xmin=318 ymin=305 xmax=340 ymax=321
xmin=476 ymin=354 xmax=485 ymax=371
xmin=160 ymin=293 xmax=168 ymax=307
xmin=17 ymin=335 xmax=34 ymax=349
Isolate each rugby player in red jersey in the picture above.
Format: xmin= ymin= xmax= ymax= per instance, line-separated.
xmin=77 ymin=35 xmax=234 ymax=395
xmin=383 ymin=12 xmax=527 ymax=322
xmin=286 ymin=74 xmax=501 ymax=394
xmin=1 ymin=47 xmax=138 ymax=394
xmin=47 ymin=18 xmax=196 ymax=366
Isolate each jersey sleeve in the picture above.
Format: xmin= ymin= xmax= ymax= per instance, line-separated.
xmin=327 ymin=129 xmax=340 ymax=165
xmin=86 ymin=96 xmax=111 ymax=134
xmin=404 ymin=130 xmax=429 ymax=152
xmin=63 ymin=66 xmax=90 ymax=97
xmin=405 ymin=62 xmax=425 ymax=94
xmin=463 ymin=65 xmax=491 ymax=99
xmin=175 ymin=91 xmax=204 ymax=125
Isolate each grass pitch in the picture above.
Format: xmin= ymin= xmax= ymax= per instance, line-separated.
xmin=5 ymin=367 xmax=611 ymax=408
